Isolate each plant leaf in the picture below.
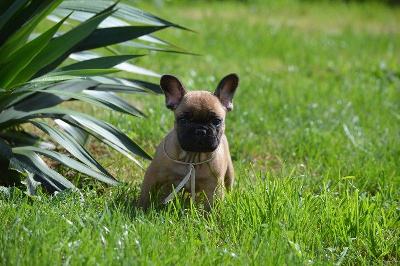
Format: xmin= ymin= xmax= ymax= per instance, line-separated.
xmin=0 ymin=90 xmax=33 ymax=112
xmin=0 ymin=131 xmax=56 ymax=150
xmin=87 ymin=76 xmax=162 ymax=94
xmin=1 ymin=105 xmax=151 ymax=162
xmin=40 ymin=69 xmax=121 ymax=78
xmin=58 ymin=0 xmax=189 ymax=30
xmin=74 ymin=26 xmax=167 ymax=52
xmin=0 ymin=80 xmax=99 ymax=127
xmin=54 ymin=119 xmax=90 ymax=147
xmin=13 ymin=146 xmax=118 ymax=185
xmin=52 ymin=8 xmax=129 ymax=28
xmin=37 ymin=25 xmax=166 ymax=77
xmin=7 ymin=8 xmax=115 ymax=87
xmin=61 ymin=113 xmax=151 ymax=160
xmin=17 ymin=107 xmax=151 ymax=161
xmin=0 ymin=15 xmax=68 ymax=89
xmin=0 ymin=0 xmax=63 ymax=61
xmin=90 ymin=84 xmax=152 ymax=94
xmin=60 ymin=54 xmax=143 ymax=71
xmin=120 ymin=40 xmax=192 ymax=55
xmin=30 ymin=120 xmax=114 ymax=178
xmin=51 ymin=9 xmax=190 ymax=54
xmin=126 ymin=79 xmax=163 ymax=94
xmin=10 ymin=69 xmax=119 ymax=88
xmin=95 ymin=136 xmax=143 ymax=169
xmin=0 ymin=0 xmax=28 ymax=31
xmin=24 ymin=172 xmax=42 ymax=196
xmin=82 ymin=90 xmax=145 ymax=117
xmin=0 ymin=138 xmax=12 ymax=174
xmin=3 ymin=105 xmax=151 ymax=164
xmin=39 ymin=89 xmax=142 ymax=117
xmin=69 ymin=52 xmax=160 ymax=77
xmin=10 ymin=150 xmax=75 ymax=192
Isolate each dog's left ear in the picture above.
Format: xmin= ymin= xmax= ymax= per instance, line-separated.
xmin=214 ymin=73 xmax=239 ymax=112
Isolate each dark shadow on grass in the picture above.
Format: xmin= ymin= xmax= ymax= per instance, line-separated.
xmin=107 ymin=182 xmax=211 ymax=220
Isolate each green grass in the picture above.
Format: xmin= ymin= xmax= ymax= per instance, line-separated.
xmin=1 ymin=0 xmax=400 ymax=264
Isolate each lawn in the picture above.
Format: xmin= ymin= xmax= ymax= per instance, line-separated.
xmin=1 ymin=0 xmax=400 ymax=264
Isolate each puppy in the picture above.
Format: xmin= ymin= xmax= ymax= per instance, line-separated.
xmin=137 ymin=73 xmax=239 ymax=211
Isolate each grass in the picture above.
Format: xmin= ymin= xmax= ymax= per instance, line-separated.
xmin=1 ymin=0 xmax=400 ymax=264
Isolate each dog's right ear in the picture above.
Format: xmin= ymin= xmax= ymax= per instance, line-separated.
xmin=160 ymin=75 xmax=187 ymax=110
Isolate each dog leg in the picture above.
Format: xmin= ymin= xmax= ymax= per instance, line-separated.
xmin=203 ymin=180 xmax=224 ymax=211
xmin=158 ymin=181 xmax=177 ymax=204
xmin=137 ymin=180 xmax=156 ymax=209
xmin=224 ymin=159 xmax=234 ymax=191
xmin=137 ymin=164 xmax=162 ymax=209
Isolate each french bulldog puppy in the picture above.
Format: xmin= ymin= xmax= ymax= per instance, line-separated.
xmin=137 ymin=73 xmax=239 ymax=211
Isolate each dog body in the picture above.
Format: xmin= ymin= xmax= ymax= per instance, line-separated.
xmin=137 ymin=74 xmax=239 ymax=210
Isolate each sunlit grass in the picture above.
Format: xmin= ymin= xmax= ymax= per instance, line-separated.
xmin=1 ymin=168 xmax=398 ymax=264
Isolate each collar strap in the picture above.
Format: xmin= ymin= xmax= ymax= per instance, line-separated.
xmin=162 ymin=132 xmax=220 ymax=204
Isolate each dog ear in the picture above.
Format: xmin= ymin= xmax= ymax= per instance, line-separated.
xmin=214 ymin=73 xmax=239 ymax=112
xmin=160 ymin=75 xmax=187 ymax=110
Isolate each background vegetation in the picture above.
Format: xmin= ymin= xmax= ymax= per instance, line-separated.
xmin=0 ymin=0 xmax=195 ymax=192
xmin=146 ymin=0 xmax=400 ymax=5
xmin=1 ymin=0 xmax=399 ymax=264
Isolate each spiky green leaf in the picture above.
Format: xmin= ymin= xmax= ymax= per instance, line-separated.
xmin=60 ymin=55 xmax=143 ymax=71
xmin=30 ymin=120 xmax=114 ymax=178
xmin=8 ymin=9 xmax=115 ymax=87
xmin=10 ymin=150 xmax=75 ymax=191
xmin=13 ymin=146 xmax=118 ymax=185
xmin=0 ymin=16 xmax=69 ymax=89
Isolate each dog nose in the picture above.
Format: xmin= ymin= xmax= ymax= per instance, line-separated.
xmin=195 ymin=128 xmax=207 ymax=137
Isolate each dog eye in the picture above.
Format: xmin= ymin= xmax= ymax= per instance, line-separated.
xmin=178 ymin=112 xmax=191 ymax=124
xmin=212 ymin=118 xmax=222 ymax=125
xmin=179 ymin=117 xmax=187 ymax=123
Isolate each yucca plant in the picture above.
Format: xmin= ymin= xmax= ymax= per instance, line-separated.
xmin=0 ymin=0 xmax=188 ymax=193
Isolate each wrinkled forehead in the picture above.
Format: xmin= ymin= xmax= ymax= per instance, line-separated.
xmin=175 ymin=91 xmax=226 ymax=117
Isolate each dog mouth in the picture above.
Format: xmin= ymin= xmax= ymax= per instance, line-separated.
xmin=178 ymin=134 xmax=220 ymax=153
xmin=180 ymin=146 xmax=218 ymax=153
xmin=179 ymin=140 xmax=219 ymax=153
xmin=176 ymin=123 xmax=222 ymax=153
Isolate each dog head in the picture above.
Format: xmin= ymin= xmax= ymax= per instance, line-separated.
xmin=160 ymin=73 xmax=239 ymax=152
